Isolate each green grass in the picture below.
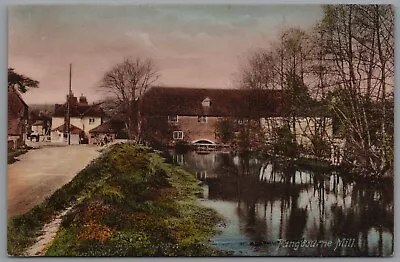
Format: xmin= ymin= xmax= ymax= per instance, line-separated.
xmin=8 ymin=147 xmax=29 ymax=164
xmin=8 ymin=144 xmax=228 ymax=257
xmin=7 ymin=149 xmax=113 ymax=256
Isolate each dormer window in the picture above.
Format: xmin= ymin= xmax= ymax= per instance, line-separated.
xmin=198 ymin=116 xmax=207 ymax=123
xmin=202 ymin=97 xmax=211 ymax=107
xmin=168 ymin=115 xmax=178 ymax=123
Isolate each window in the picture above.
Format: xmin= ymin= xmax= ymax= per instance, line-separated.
xmin=89 ymin=118 xmax=95 ymax=124
xmin=168 ymin=115 xmax=178 ymax=123
xmin=198 ymin=116 xmax=207 ymax=123
xmin=173 ymin=131 xmax=184 ymax=140
xmin=202 ymin=97 xmax=211 ymax=107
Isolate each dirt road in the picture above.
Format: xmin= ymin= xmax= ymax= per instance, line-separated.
xmin=7 ymin=145 xmax=101 ymax=218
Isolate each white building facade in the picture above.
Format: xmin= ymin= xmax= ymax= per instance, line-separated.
xmin=51 ymin=93 xmax=104 ymax=144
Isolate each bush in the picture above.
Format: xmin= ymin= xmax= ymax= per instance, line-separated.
xmin=310 ymin=134 xmax=331 ymax=158
xmin=271 ymin=125 xmax=298 ymax=157
xmin=214 ymin=118 xmax=235 ymax=144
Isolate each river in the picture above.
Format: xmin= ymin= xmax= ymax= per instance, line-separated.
xmin=170 ymin=150 xmax=394 ymax=256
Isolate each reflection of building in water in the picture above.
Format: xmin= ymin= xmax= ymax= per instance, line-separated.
xmin=196 ymin=170 xmax=207 ymax=180
xmin=233 ymin=155 xmax=240 ymax=166
xmin=202 ymin=184 xmax=209 ymax=199
xmin=178 ymin=151 xmax=228 ymax=179
xmin=173 ymin=154 xmax=184 ymax=165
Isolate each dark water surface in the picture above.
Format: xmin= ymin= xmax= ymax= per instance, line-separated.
xmin=170 ymin=151 xmax=394 ymax=256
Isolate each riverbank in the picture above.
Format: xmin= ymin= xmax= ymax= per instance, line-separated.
xmin=8 ymin=144 xmax=226 ymax=257
xmin=269 ymin=154 xmax=394 ymax=184
xmin=7 ymin=146 xmax=32 ymax=164
xmin=233 ymin=150 xmax=393 ymax=184
xmin=166 ymin=149 xmax=394 ymax=256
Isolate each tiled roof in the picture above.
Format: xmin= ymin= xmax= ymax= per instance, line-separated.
xmin=53 ymin=103 xmax=105 ymax=118
xmin=52 ymin=123 xmax=84 ymax=135
xmin=32 ymin=120 xmax=45 ymax=126
xmin=89 ymin=119 xmax=126 ymax=134
xmin=29 ymin=110 xmax=51 ymax=123
xmin=140 ymin=86 xmax=284 ymax=118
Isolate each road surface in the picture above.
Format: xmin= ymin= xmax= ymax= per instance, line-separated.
xmin=8 ymin=145 xmax=101 ymax=218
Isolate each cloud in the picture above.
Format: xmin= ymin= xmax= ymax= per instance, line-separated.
xmin=125 ymin=30 xmax=158 ymax=52
xmin=9 ymin=5 xmax=324 ymax=104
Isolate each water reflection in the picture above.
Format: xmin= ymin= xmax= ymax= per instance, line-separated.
xmin=171 ymin=151 xmax=394 ymax=256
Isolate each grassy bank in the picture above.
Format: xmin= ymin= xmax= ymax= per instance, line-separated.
xmin=8 ymin=148 xmax=113 ymax=255
xmin=8 ymin=144 xmax=226 ymax=257
xmin=8 ymin=146 xmax=31 ymax=164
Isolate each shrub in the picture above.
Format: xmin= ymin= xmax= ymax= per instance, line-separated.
xmin=271 ymin=125 xmax=298 ymax=157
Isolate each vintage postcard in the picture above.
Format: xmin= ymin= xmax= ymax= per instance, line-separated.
xmin=7 ymin=4 xmax=394 ymax=257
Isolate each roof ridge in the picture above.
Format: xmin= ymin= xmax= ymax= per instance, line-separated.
xmin=52 ymin=123 xmax=84 ymax=132
xmin=149 ymin=86 xmax=283 ymax=92
xmin=8 ymin=87 xmax=28 ymax=108
xmin=150 ymin=86 xmax=239 ymax=91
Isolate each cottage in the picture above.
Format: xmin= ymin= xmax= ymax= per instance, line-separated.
xmin=88 ymin=119 xmax=127 ymax=144
xmin=8 ymin=87 xmax=29 ymax=149
xmin=51 ymin=123 xmax=85 ymax=144
xmin=51 ymin=93 xmax=105 ymax=144
xmin=28 ymin=110 xmax=52 ymax=141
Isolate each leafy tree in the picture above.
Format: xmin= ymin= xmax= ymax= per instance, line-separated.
xmin=272 ymin=125 xmax=297 ymax=158
xmin=8 ymin=68 xmax=39 ymax=93
xmin=284 ymin=72 xmax=313 ymax=114
xmin=214 ymin=118 xmax=235 ymax=144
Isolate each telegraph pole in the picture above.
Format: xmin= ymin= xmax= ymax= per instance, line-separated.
xmin=67 ymin=64 xmax=72 ymax=145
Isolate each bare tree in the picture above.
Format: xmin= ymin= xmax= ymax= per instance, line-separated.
xmin=320 ymin=4 xmax=394 ymax=176
xmin=100 ymin=57 xmax=160 ymax=142
xmin=237 ymin=5 xmax=394 ymax=176
xmin=238 ymin=28 xmax=333 ymax=157
xmin=238 ymin=49 xmax=278 ymax=90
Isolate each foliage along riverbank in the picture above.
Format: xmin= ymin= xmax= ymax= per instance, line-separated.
xmin=8 ymin=144 xmax=227 ymax=257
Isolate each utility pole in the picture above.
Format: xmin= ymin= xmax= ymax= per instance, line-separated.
xmin=67 ymin=63 xmax=72 ymax=145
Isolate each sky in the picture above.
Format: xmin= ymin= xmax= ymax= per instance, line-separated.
xmin=8 ymin=4 xmax=324 ymax=104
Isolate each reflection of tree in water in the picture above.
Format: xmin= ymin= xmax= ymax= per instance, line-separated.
xmin=328 ymin=181 xmax=393 ymax=256
xmin=171 ymin=150 xmax=393 ymax=256
xmin=278 ymin=162 xmax=309 ymax=241
xmin=286 ymin=208 xmax=308 ymax=240
xmin=238 ymin=200 xmax=267 ymax=243
xmin=235 ymin=168 xmax=306 ymax=248
xmin=213 ymin=153 xmax=239 ymax=175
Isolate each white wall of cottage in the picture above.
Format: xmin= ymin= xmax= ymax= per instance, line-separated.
xmin=51 ymin=116 xmax=102 ymax=133
xmin=260 ymin=117 xmax=334 ymax=146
